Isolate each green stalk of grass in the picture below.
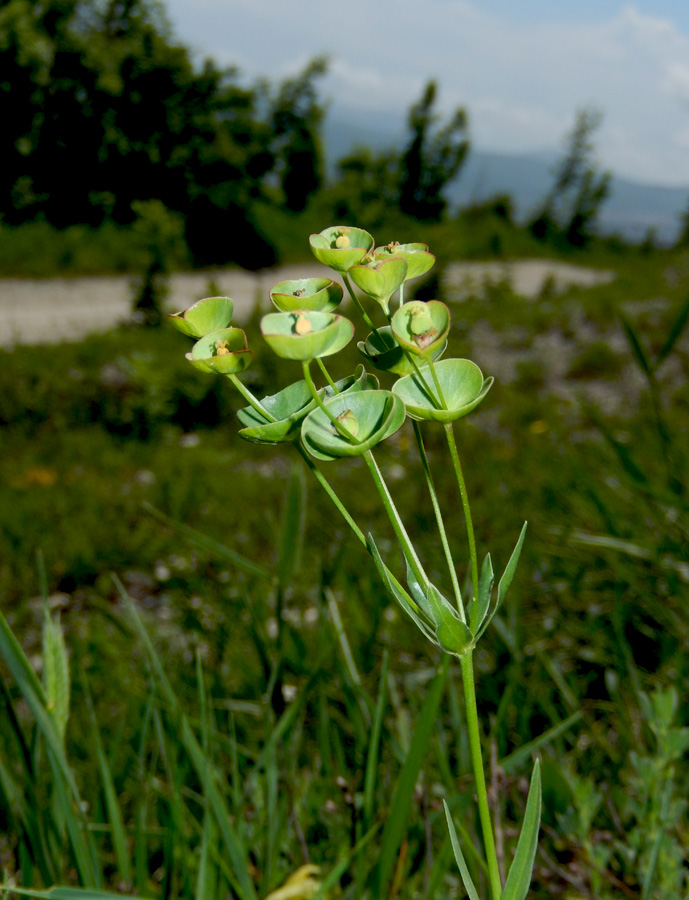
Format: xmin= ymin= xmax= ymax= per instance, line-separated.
xmin=363 ymin=649 xmax=390 ymax=831
xmin=116 ymin=579 xmax=257 ymax=900
xmin=373 ymin=655 xmax=450 ymax=897
xmin=0 ymin=610 xmax=100 ymax=888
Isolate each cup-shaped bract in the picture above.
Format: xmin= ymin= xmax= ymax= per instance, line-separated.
xmin=301 ymin=390 xmax=406 ymax=461
xmin=237 ymin=366 xmax=378 ymax=445
xmin=373 ymin=242 xmax=435 ymax=281
xmin=349 ymin=257 xmax=408 ymax=315
xmin=309 ymin=226 xmax=374 ymax=273
xmin=185 ymin=327 xmax=253 ymax=375
xmin=168 ymin=296 xmax=234 ymax=338
xmin=358 ymin=325 xmax=446 ymax=376
xmin=393 ymin=358 xmax=493 ymax=422
xmin=391 ymin=300 xmax=450 ymax=357
xmin=260 ymin=310 xmax=354 ymax=361
xmin=270 ymin=278 xmax=343 ymax=313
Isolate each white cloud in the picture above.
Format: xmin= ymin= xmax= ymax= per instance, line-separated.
xmin=164 ymin=0 xmax=689 ymax=185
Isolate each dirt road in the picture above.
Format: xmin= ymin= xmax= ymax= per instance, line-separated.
xmin=0 ymin=259 xmax=614 ymax=349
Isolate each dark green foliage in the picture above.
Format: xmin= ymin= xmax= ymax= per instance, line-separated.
xmin=0 ymin=1 xmax=327 ymax=267
xmin=529 ymin=108 xmax=611 ymax=248
xmin=399 ymin=81 xmax=470 ymax=222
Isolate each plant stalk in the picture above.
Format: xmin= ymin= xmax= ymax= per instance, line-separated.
xmin=460 ymin=651 xmax=503 ymax=900
xmin=412 ymin=421 xmax=465 ymax=620
xmin=444 ymin=423 xmax=479 ymax=602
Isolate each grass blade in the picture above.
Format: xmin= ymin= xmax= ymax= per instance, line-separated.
xmin=621 ymin=314 xmax=652 ymax=378
xmin=278 ymin=464 xmax=306 ymax=590
xmin=363 ymin=649 xmax=389 ymax=829
xmin=142 ymin=502 xmax=273 ymax=582
xmin=0 ymin=610 xmax=100 ymax=887
xmin=116 ymin=578 xmax=257 ymax=900
xmin=501 ymin=712 xmax=583 ymax=773
xmin=656 ymin=294 xmax=689 ymax=367
xmin=443 ymin=800 xmax=481 ymax=900
xmin=374 ymin=655 xmax=450 ymax=894
xmin=502 ymin=759 xmax=541 ymax=900
xmin=85 ymin=686 xmax=132 ymax=887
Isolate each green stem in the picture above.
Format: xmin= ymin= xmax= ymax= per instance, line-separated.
xmin=295 ymin=445 xmax=366 ymax=546
xmin=444 ymin=423 xmax=479 ymax=603
xmin=399 ymin=281 xmax=405 ymax=307
xmin=427 ymin=356 xmax=447 ymax=408
xmin=301 ymin=360 xmax=361 ymax=445
xmin=412 ymin=422 xmax=465 ymax=622
xmin=460 ymin=652 xmax=503 ymax=900
xmin=228 ymin=374 xmax=278 ymax=423
xmin=362 ymin=450 xmax=427 ymax=588
xmin=316 ymin=358 xmax=340 ymax=393
xmin=343 ymin=273 xmax=380 ymax=336
xmin=295 ymin=445 xmax=423 ymax=617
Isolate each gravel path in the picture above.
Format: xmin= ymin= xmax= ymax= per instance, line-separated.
xmin=0 ymin=259 xmax=614 ymax=348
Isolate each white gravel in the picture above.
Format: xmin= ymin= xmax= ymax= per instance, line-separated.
xmin=0 ymin=259 xmax=614 ymax=349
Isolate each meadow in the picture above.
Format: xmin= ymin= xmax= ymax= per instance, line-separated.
xmin=0 ymin=231 xmax=687 ymax=900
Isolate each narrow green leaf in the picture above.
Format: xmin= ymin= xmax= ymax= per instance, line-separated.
xmin=363 ymin=650 xmax=390 ymax=829
xmin=443 ymin=800 xmax=481 ymax=900
xmin=142 ymin=502 xmax=273 ymax=582
xmin=0 ymin=610 xmax=99 ymax=887
xmin=310 ymin=822 xmax=380 ymax=900
xmin=375 ymin=656 xmax=450 ymax=894
xmin=117 ymin=579 xmax=257 ymax=900
xmin=86 ymin=690 xmax=132 ymax=886
xmin=277 ymin=464 xmax=306 ymax=589
xmin=196 ymin=804 xmax=218 ymax=900
xmin=477 ymin=523 xmax=527 ymax=640
xmin=656 ymin=294 xmax=689 ymax=367
xmin=3 ymin=888 xmax=127 ymax=900
xmin=501 ymin=712 xmax=583 ymax=773
xmin=621 ymin=314 xmax=652 ymax=378
xmin=502 ymin=759 xmax=542 ymax=900
xmin=471 ymin=553 xmax=494 ymax=634
xmin=367 ymin=534 xmax=437 ymax=646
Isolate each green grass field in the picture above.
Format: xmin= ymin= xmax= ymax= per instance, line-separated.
xmin=0 ymin=239 xmax=687 ymax=899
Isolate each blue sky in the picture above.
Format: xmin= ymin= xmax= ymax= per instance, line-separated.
xmin=163 ymin=1 xmax=689 ymax=186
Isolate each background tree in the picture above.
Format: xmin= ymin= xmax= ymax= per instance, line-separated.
xmin=0 ymin=0 xmax=327 ymax=267
xmin=530 ymin=108 xmax=611 ymax=248
xmin=269 ymin=56 xmax=327 ymax=212
xmin=398 ymin=80 xmax=470 ymax=221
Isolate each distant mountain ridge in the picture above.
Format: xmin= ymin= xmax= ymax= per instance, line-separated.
xmin=323 ymin=112 xmax=689 ymax=244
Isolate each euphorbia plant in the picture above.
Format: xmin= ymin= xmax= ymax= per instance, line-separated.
xmin=169 ymin=225 xmax=541 ymax=900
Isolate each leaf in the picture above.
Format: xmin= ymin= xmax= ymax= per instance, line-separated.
xmin=375 ymin=657 xmax=450 ymax=894
xmin=470 ymin=553 xmax=494 ymax=634
xmin=476 ymin=523 xmax=527 ymax=641
xmin=143 ymin=502 xmax=273 ymax=582
xmin=621 ymin=314 xmax=652 ymax=378
xmin=117 ymin=579 xmax=257 ymax=900
xmin=656 ymin=294 xmax=689 ymax=367
xmin=425 ymin=583 xmax=473 ymax=656
xmin=443 ymin=800 xmax=481 ymax=900
xmin=0 ymin=610 xmax=100 ymax=887
xmin=501 ymin=712 xmax=583 ymax=773
xmin=85 ymin=687 xmax=132 ymax=886
xmin=502 ymin=759 xmax=542 ymax=900
xmin=3 ymin=889 xmax=127 ymax=900
xmin=278 ymin=464 xmax=306 ymax=589
xmin=367 ymin=534 xmax=438 ymax=646
xmin=363 ymin=650 xmax=390 ymax=829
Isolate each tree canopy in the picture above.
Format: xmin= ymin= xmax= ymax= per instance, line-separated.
xmin=0 ymin=0 xmax=327 ymax=265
